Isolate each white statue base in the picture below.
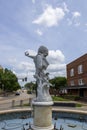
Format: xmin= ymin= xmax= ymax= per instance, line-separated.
xmin=32 ymin=100 xmax=54 ymax=130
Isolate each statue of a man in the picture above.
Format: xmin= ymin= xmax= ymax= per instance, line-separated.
xmin=25 ymin=46 xmax=52 ymax=102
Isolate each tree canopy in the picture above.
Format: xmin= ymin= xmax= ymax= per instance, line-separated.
xmin=24 ymin=81 xmax=36 ymax=90
xmin=50 ymin=76 xmax=67 ymax=90
xmin=0 ymin=68 xmax=21 ymax=92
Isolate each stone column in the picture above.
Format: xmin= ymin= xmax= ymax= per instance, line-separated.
xmin=32 ymin=101 xmax=54 ymax=130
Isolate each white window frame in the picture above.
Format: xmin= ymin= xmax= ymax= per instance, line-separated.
xmin=78 ymin=79 xmax=84 ymax=85
xmin=78 ymin=64 xmax=83 ymax=74
xmin=70 ymin=68 xmax=74 ymax=77
xmin=70 ymin=80 xmax=75 ymax=86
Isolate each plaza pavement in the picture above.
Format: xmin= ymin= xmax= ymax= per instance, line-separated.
xmin=0 ymin=92 xmax=87 ymax=114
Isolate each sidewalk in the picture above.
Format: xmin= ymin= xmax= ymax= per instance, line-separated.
xmin=0 ymin=94 xmax=87 ymax=113
xmin=0 ymin=93 xmax=15 ymax=100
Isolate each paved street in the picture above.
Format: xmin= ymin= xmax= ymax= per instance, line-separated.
xmin=0 ymin=91 xmax=36 ymax=110
xmin=0 ymin=91 xmax=35 ymax=102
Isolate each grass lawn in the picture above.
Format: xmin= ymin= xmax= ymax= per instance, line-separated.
xmin=52 ymin=96 xmax=83 ymax=107
xmin=52 ymin=96 xmax=70 ymax=101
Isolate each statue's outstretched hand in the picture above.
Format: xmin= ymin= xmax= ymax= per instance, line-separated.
xmin=25 ymin=51 xmax=29 ymax=56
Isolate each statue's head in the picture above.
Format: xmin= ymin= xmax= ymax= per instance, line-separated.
xmin=38 ymin=46 xmax=48 ymax=56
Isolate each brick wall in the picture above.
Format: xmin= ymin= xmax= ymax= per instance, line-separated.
xmin=67 ymin=54 xmax=87 ymax=86
xmin=66 ymin=54 xmax=87 ymax=98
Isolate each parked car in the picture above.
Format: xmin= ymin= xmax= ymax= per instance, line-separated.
xmin=15 ymin=92 xmax=20 ymax=96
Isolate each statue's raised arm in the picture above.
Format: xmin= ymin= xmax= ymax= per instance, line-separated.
xmin=25 ymin=51 xmax=35 ymax=59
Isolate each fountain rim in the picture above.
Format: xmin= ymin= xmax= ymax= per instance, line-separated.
xmin=0 ymin=108 xmax=87 ymax=115
xmin=32 ymin=100 xmax=54 ymax=106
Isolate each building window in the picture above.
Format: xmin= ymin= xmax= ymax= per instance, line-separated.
xmin=70 ymin=80 xmax=75 ymax=86
xmin=78 ymin=79 xmax=84 ymax=85
xmin=78 ymin=64 xmax=83 ymax=74
xmin=70 ymin=68 xmax=74 ymax=76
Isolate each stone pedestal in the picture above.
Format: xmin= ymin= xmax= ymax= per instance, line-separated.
xmin=32 ymin=101 xmax=54 ymax=130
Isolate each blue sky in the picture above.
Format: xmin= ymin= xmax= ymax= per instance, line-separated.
xmin=0 ymin=0 xmax=87 ymax=84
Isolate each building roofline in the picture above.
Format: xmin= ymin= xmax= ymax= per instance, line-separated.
xmin=67 ymin=53 xmax=87 ymax=66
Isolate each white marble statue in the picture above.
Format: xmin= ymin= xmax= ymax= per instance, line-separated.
xmin=25 ymin=46 xmax=52 ymax=102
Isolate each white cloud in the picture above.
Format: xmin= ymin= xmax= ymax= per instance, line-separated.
xmin=48 ymin=64 xmax=66 ymax=72
xmin=32 ymin=0 xmax=35 ymax=4
xmin=12 ymin=70 xmax=16 ymax=75
xmin=33 ymin=5 xmax=65 ymax=27
xmin=9 ymin=58 xmax=17 ymax=64
xmin=48 ymin=50 xmax=65 ymax=63
xmin=72 ymin=12 xmax=81 ymax=26
xmin=62 ymin=2 xmax=69 ymax=13
xmin=17 ymin=62 xmax=35 ymax=72
xmin=72 ymin=11 xmax=81 ymax=18
xmin=35 ymin=29 xmax=43 ymax=36
xmin=74 ymin=22 xmax=80 ymax=27
xmin=48 ymin=50 xmax=66 ymax=78
xmin=67 ymin=18 xmax=72 ymax=26
xmin=67 ymin=11 xmax=81 ymax=26
xmin=8 ymin=49 xmax=36 ymax=82
xmin=9 ymin=59 xmax=35 ymax=82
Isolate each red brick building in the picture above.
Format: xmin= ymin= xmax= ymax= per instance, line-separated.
xmin=66 ymin=54 xmax=87 ymax=98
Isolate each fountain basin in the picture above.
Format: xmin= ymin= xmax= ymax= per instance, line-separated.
xmin=0 ymin=108 xmax=87 ymax=130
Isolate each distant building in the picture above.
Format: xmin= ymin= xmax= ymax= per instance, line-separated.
xmin=66 ymin=54 xmax=87 ymax=98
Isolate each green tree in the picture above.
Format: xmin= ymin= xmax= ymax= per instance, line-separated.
xmin=50 ymin=76 xmax=67 ymax=90
xmin=24 ymin=82 xmax=36 ymax=91
xmin=0 ymin=68 xmax=20 ymax=92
